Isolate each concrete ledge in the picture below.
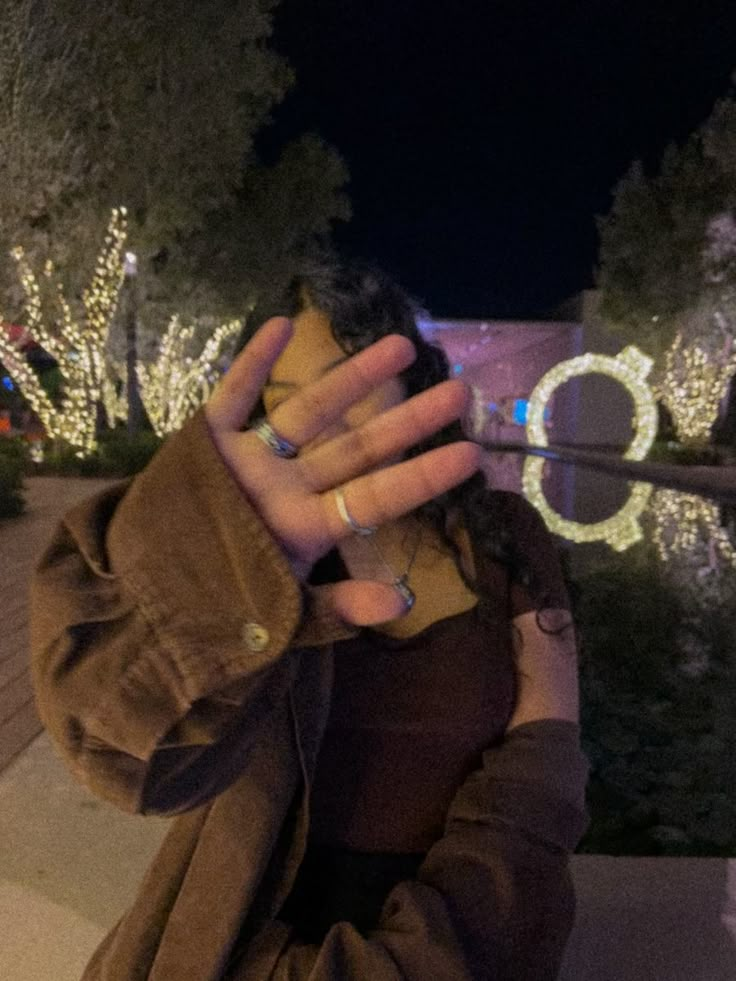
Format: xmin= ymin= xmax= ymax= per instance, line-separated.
xmin=561 ymin=856 xmax=736 ymax=980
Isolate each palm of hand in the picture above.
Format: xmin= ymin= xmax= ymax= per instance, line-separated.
xmin=205 ymin=440 xmax=336 ymax=578
xmin=205 ymin=317 xmax=479 ymax=623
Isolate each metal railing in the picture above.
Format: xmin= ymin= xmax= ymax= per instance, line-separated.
xmin=481 ymin=442 xmax=736 ymax=506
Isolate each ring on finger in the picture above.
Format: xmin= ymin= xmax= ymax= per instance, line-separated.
xmin=334 ymin=486 xmax=377 ymax=536
xmin=252 ymin=417 xmax=299 ymax=459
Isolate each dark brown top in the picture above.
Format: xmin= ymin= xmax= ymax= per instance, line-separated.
xmin=280 ymin=500 xmax=575 ymax=944
xmin=308 ymin=495 xmax=571 ymax=855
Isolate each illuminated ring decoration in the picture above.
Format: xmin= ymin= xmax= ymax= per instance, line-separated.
xmin=522 ymin=345 xmax=658 ymax=551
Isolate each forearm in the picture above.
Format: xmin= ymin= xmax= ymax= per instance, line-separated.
xmin=506 ymin=609 xmax=579 ymax=731
xmin=30 ymin=411 xmax=324 ymax=814
xmin=255 ymin=721 xmax=588 ymax=980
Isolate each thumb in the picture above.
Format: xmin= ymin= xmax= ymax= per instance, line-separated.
xmin=327 ymin=580 xmax=411 ymax=627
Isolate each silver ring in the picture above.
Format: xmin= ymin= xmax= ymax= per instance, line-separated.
xmin=252 ymin=418 xmax=299 ymax=459
xmin=334 ymin=486 xmax=377 ymax=536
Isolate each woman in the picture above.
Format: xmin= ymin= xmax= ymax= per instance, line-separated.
xmin=31 ymin=262 xmax=587 ymax=980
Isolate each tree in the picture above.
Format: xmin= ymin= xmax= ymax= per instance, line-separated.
xmin=192 ymin=134 xmax=352 ymax=317
xmin=596 ymin=76 xmax=736 ymax=445
xmin=597 ymin=141 xmax=727 ymax=359
xmin=0 ymin=207 xmax=249 ymax=455
xmin=0 ymin=0 xmax=94 ymax=305
xmin=0 ymin=209 xmax=127 ymax=456
xmin=0 ymin=0 xmax=350 ymax=318
xmin=597 ymin=78 xmax=736 ymax=641
xmin=0 ymin=0 xmax=350 ymax=432
xmin=136 ymin=315 xmax=244 ymax=438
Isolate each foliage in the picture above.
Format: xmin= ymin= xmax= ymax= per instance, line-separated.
xmin=568 ymin=542 xmax=736 ymax=855
xmin=0 ymin=209 xmax=127 ymax=455
xmin=570 ymin=543 xmax=686 ymax=690
xmin=193 ymin=134 xmax=352 ymax=316
xmin=646 ymin=440 xmax=723 ymax=465
xmin=95 ymin=428 xmax=163 ymax=477
xmin=596 ymin=81 xmax=736 ymax=450
xmin=596 ymin=81 xmax=736 ymax=358
xmin=0 ymin=437 xmax=27 ymax=518
xmin=33 ymin=429 xmax=163 ymax=478
xmin=0 ymin=0 xmax=350 ymax=328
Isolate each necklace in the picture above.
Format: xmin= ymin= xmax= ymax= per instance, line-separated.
xmin=364 ymin=523 xmax=422 ymax=610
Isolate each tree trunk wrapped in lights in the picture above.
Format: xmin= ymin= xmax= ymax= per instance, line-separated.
xmin=648 ymin=485 xmax=736 ymax=677
xmin=654 ymin=325 xmax=736 ymax=446
xmin=109 ymin=314 xmax=243 ymax=438
xmin=1 ymin=202 xmax=244 ymax=450
xmin=653 ymin=213 xmax=736 ymax=446
xmin=0 ymin=207 xmax=127 ymax=456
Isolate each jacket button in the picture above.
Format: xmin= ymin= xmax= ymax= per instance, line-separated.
xmin=242 ymin=622 xmax=269 ymax=652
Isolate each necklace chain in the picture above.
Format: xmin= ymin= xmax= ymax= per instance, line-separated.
xmin=364 ymin=523 xmax=422 ymax=610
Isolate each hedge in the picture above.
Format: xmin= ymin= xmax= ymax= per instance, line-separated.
xmin=0 ymin=438 xmax=27 ymax=519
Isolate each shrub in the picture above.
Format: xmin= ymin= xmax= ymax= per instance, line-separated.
xmin=31 ymin=429 xmax=164 ymax=478
xmin=0 ymin=438 xmax=28 ymax=519
xmin=568 ymin=544 xmax=736 ymax=856
xmin=97 ymin=428 xmax=163 ymax=476
xmin=647 ymin=440 xmax=723 ymax=466
xmin=569 ymin=543 xmax=686 ymax=692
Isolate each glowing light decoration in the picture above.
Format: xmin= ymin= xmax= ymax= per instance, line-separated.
xmin=655 ymin=332 xmax=736 ymax=444
xmin=522 ymin=346 xmax=658 ymax=550
xmin=0 ymin=208 xmax=128 ymax=456
xmin=650 ymin=489 xmax=736 ymax=569
xmin=29 ymin=442 xmax=45 ymax=464
xmin=135 ymin=314 xmax=243 ymax=437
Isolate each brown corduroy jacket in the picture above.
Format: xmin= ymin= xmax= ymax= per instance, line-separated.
xmin=30 ymin=409 xmax=589 ymax=981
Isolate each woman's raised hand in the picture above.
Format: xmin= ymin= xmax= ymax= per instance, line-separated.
xmin=204 ymin=317 xmax=480 ymax=624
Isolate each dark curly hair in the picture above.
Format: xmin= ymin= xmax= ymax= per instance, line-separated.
xmin=240 ymin=258 xmax=560 ymax=617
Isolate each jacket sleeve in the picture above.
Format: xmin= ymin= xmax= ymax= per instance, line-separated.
xmin=30 ymin=409 xmax=352 ymax=816
xmin=249 ymin=720 xmax=589 ymax=981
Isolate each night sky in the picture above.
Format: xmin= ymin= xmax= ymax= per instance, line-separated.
xmin=263 ymin=1 xmax=736 ymax=318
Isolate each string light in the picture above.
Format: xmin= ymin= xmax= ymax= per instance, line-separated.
xmin=2 ymin=202 xmax=245 ymax=449
xmin=650 ymin=488 xmax=736 ymax=569
xmin=655 ymin=332 xmax=736 ymax=444
xmin=0 ymin=208 xmax=128 ymax=457
xmin=135 ymin=315 xmax=244 ymax=437
xmin=522 ymin=346 xmax=658 ymax=550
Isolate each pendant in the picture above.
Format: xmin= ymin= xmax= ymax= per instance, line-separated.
xmin=393 ymin=575 xmax=416 ymax=610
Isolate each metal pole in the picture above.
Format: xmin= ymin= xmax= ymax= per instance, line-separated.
xmin=481 ymin=441 xmax=736 ymax=506
xmin=123 ymin=252 xmax=146 ymax=436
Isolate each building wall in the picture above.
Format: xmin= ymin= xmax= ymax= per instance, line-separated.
xmin=422 ymin=317 xmax=642 ymax=525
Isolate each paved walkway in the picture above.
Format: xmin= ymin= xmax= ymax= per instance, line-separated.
xmin=0 ymin=475 xmax=170 ymax=980
xmin=0 ymin=477 xmax=117 ymax=772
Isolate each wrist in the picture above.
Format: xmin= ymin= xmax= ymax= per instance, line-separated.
xmin=506 ymin=683 xmax=579 ymax=731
